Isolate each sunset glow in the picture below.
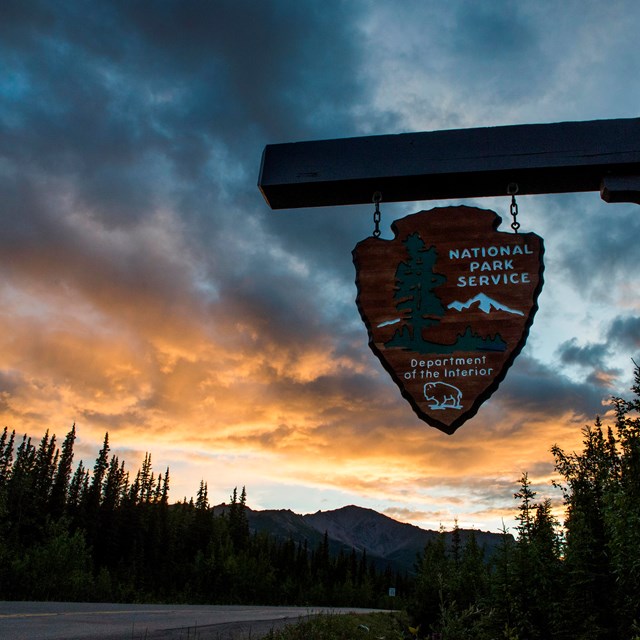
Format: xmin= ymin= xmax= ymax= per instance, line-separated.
xmin=1 ymin=1 xmax=639 ymax=534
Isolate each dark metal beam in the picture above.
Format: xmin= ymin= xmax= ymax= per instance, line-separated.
xmin=258 ymin=117 xmax=640 ymax=209
xmin=600 ymin=175 xmax=640 ymax=205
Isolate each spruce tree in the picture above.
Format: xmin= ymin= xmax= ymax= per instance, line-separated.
xmin=552 ymin=422 xmax=619 ymax=638
xmin=6 ymin=435 xmax=36 ymax=543
xmin=87 ymin=433 xmax=110 ymax=513
xmin=50 ymin=424 xmax=76 ymax=519
xmin=228 ymin=485 xmax=249 ymax=550
xmin=508 ymin=475 xmax=563 ymax=639
xmin=409 ymin=530 xmax=448 ymax=630
xmin=0 ymin=427 xmax=15 ymax=489
xmin=33 ymin=431 xmax=57 ymax=516
xmin=604 ymin=364 xmax=640 ymax=636
xmin=67 ymin=460 xmax=88 ymax=514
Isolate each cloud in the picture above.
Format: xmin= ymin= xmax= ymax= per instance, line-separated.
xmin=556 ymin=206 xmax=640 ymax=305
xmin=607 ymin=316 xmax=640 ymax=352
xmin=494 ymin=354 xmax=608 ymax=420
xmin=1 ymin=0 xmax=639 ymax=535
xmin=558 ymin=339 xmax=610 ymax=369
xmin=553 ymin=311 xmax=640 ymax=390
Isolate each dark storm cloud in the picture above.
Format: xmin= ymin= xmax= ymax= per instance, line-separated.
xmin=0 ymin=370 xmax=24 ymax=397
xmin=122 ymin=0 xmax=368 ymax=141
xmin=607 ymin=316 xmax=640 ymax=352
xmin=1 ymin=0 xmax=368 ymax=141
xmin=498 ymin=354 xmax=606 ymax=420
xmin=216 ymin=275 xmax=326 ymax=348
xmin=0 ymin=0 xmax=379 ymax=353
xmin=0 ymin=0 xmax=372 ymax=224
xmin=453 ymin=3 xmax=535 ymax=60
xmin=558 ymin=338 xmax=610 ymax=369
xmin=555 ymin=204 xmax=640 ymax=297
xmin=553 ymin=314 xmax=639 ymax=387
xmin=556 ymin=337 xmax=621 ymax=389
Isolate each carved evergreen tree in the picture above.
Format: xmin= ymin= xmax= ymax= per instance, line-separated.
xmin=387 ymin=234 xmax=445 ymax=350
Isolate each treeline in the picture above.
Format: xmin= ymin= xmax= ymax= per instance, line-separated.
xmin=3 ymin=363 xmax=640 ymax=639
xmin=409 ymin=363 xmax=640 ymax=640
xmin=0 ymin=428 xmax=404 ymax=606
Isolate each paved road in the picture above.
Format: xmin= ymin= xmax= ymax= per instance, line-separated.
xmin=0 ymin=602 xmax=383 ymax=640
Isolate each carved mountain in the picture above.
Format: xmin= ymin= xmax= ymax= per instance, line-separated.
xmin=447 ymin=292 xmax=524 ymax=316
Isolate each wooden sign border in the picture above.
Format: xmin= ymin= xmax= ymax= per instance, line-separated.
xmin=353 ymin=206 xmax=545 ymax=434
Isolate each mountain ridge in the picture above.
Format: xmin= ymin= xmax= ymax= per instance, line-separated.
xmin=219 ymin=503 xmax=508 ymax=574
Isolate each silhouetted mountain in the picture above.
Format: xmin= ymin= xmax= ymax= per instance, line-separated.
xmin=228 ymin=503 xmax=507 ymax=574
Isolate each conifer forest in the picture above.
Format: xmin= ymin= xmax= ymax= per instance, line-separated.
xmin=2 ymin=364 xmax=640 ymax=639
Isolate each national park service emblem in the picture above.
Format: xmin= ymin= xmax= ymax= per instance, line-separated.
xmin=353 ymin=205 xmax=544 ymax=434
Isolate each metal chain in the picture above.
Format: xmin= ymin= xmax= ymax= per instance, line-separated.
xmin=508 ymin=183 xmax=520 ymax=233
xmin=372 ymin=191 xmax=382 ymax=238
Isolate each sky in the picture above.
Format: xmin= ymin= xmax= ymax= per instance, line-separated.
xmin=1 ymin=0 xmax=640 ymax=534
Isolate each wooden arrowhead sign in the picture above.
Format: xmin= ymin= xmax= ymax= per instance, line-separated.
xmin=353 ymin=205 xmax=544 ymax=434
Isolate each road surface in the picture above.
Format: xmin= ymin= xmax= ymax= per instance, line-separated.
xmin=0 ymin=602 xmax=384 ymax=639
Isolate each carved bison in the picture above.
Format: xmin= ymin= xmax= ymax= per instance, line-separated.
xmin=423 ymin=381 xmax=463 ymax=410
